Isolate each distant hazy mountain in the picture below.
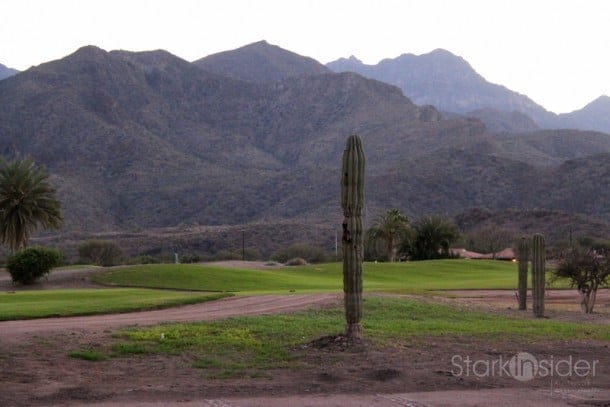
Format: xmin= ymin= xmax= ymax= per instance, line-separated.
xmin=0 ymin=63 xmax=18 ymax=80
xmin=193 ymin=40 xmax=330 ymax=82
xmin=327 ymin=49 xmax=559 ymax=127
xmin=1 ymin=42 xmax=610 ymax=244
xmin=327 ymin=50 xmax=610 ymax=134
xmin=559 ymin=96 xmax=610 ymax=133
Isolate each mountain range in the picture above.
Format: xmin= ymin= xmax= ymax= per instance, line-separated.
xmin=327 ymin=50 xmax=610 ymax=133
xmin=1 ymin=41 xmax=609 ymax=258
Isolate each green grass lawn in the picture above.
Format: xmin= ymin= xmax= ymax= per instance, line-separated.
xmin=93 ymin=259 xmax=521 ymax=294
xmin=2 ymin=259 xmax=569 ymax=321
xmin=101 ymin=296 xmax=609 ymax=378
xmin=0 ymin=289 xmax=230 ymax=320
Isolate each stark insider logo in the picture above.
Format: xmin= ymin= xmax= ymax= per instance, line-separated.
xmin=451 ymin=352 xmax=599 ymax=381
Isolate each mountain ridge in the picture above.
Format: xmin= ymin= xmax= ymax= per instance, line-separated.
xmin=327 ymin=49 xmax=610 ymax=133
xmin=327 ymin=48 xmax=558 ymax=126
xmin=193 ymin=40 xmax=331 ymax=82
xmin=1 ymin=42 xmax=609 ymax=246
xmin=558 ymin=95 xmax=610 ymax=132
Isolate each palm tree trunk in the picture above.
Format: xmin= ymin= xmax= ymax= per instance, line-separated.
xmin=387 ymin=237 xmax=396 ymax=262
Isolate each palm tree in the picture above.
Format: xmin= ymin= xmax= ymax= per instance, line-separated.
xmin=411 ymin=214 xmax=459 ymax=260
xmin=0 ymin=156 xmax=62 ymax=251
xmin=367 ymin=209 xmax=410 ymax=262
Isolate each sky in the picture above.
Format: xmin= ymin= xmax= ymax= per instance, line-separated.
xmin=2 ymin=0 xmax=609 ymax=114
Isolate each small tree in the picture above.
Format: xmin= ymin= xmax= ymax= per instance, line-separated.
xmin=366 ymin=209 xmax=410 ymax=262
xmin=7 ymin=247 xmax=61 ymax=285
xmin=78 ymin=240 xmax=123 ymax=267
xmin=553 ymin=247 xmax=610 ymax=313
xmin=465 ymin=225 xmax=516 ymax=258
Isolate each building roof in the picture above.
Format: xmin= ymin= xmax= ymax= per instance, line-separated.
xmin=450 ymin=247 xmax=516 ymax=260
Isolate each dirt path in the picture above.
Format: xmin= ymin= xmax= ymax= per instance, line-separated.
xmin=0 ymin=293 xmax=341 ymax=340
xmin=435 ymin=289 xmax=610 ymax=324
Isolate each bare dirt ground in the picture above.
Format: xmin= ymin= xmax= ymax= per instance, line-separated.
xmin=0 ymin=263 xmax=609 ymax=406
xmin=433 ymin=289 xmax=610 ymax=324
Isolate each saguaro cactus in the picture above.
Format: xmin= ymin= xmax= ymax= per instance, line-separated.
xmin=531 ymin=233 xmax=546 ymax=318
xmin=517 ymin=236 xmax=529 ymax=310
xmin=341 ymin=135 xmax=365 ymax=339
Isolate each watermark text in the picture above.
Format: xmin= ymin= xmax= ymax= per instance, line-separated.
xmin=451 ymin=352 xmax=598 ymax=382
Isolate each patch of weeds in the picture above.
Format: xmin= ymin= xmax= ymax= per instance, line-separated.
xmin=192 ymin=358 xmax=223 ymax=369
xmin=248 ymin=370 xmax=271 ymax=379
xmin=68 ymin=349 xmax=107 ymax=361
xmin=111 ymin=342 xmax=152 ymax=355
xmin=206 ymin=363 xmax=249 ymax=379
xmin=112 ymin=312 xmax=341 ymax=378
xmin=105 ymin=297 xmax=610 ymax=380
xmin=193 ymin=357 xmax=257 ymax=379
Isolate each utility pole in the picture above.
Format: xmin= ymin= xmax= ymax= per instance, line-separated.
xmin=335 ymin=230 xmax=338 ymax=261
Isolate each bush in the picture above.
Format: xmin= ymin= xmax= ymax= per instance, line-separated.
xmin=180 ymin=254 xmax=201 ymax=264
xmin=6 ymin=247 xmax=61 ymax=285
xmin=78 ymin=240 xmax=123 ymax=267
xmin=284 ymin=257 xmax=308 ymax=266
xmin=270 ymin=244 xmax=332 ymax=264
xmin=127 ymin=255 xmax=160 ymax=265
xmin=243 ymin=248 xmax=262 ymax=261
xmin=212 ymin=250 xmax=242 ymax=261
xmin=211 ymin=248 xmax=262 ymax=261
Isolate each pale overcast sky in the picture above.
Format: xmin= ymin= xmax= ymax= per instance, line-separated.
xmin=2 ymin=0 xmax=609 ymax=114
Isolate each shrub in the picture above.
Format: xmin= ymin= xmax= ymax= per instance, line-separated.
xmin=180 ymin=254 xmax=201 ymax=264
xmin=211 ymin=248 xmax=262 ymax=261
xmin=243 ymin=248 xmax=262 ymax=261
xmin=78 ymin=240 xmax=123 ymax=267
xmin=284 ymin=257 xmax=308 ymax=266
xmin=270 ymin=244 xmax=332 ymax=264
xmin=552 ymin=246 xmax=610 ymax=313
xmin=6 ymin=247 xmax=61 ymax=285
xmin=68 ymin=349 xmax=107 ymax=361
xmin=127 ymin=255 xmax=160 ymax=265
xmin=212 ymin=250 xmax=242 ymax=261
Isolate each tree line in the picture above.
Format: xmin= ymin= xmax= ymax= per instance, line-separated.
xmin=366 ymin=209 xmax=459 ymax=262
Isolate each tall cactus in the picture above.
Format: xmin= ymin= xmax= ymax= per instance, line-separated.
xmin=531 ymin=233 xmax=546 ymax=318
xmin=517 ymin=236 xmax=529 ymax=310
xmin=341 ymin=135 xmax=365 ymax=339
